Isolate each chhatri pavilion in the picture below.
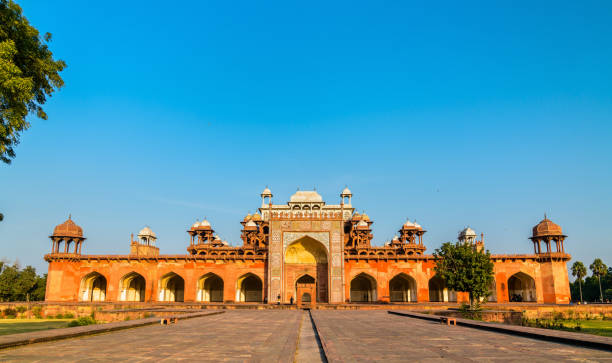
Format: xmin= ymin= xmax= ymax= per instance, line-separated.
xmin=44 ymin=188 xmax=571 ymax=305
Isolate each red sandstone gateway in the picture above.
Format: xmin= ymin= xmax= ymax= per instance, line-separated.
xmin=44 ymin=188 xmax=571 ymax=305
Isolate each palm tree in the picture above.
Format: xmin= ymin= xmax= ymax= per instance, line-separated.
xmin=571 ymin=261 xmax=587 ymax=303
xmin=590 ymin=258 xmax=607 ymax=303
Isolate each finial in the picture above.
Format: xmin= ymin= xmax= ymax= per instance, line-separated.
xmin=544 ymin=213 xmax=547 ymax=220
xmin=68 ymin=214 xmax=72 ymax=220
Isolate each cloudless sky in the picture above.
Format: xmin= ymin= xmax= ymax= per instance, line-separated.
xmin=1 ymin=1 xmax=611 ymax=279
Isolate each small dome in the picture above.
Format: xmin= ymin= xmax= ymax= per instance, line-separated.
xmin=191 ymin=220 xmax=200 ymax=230
xmin=261 ymin=187 xmax=272 ymax=196
xmin=392 ymin=235 xmax=399 ymax=241
xmin=361 ymin=213 xmax=370 ymax=222
xmin=245 ymin=220 xmax=258 ymax=229
xmin=352 ymin=212 xmax=361 ymax=221
xmin=138 ymin=226 xmax=156 ymax=239
xmin=532 ymin=217 xmax=563 ymax=238
xmin=357 ymin=220 xmax=369 ymax=228
xmin=252 ymin=212 xmax=262 ymax=221
xmin=414 ymin=222 xmax=422 ymax=230
xmin=213 ymin=234 xmax=221 ymax=240
xmin=341 ymin=187 xmax=352 ymax=196
xmin=244 ymin=214 xmax=252 ymax=222
xmin=290 ymin=190 xmax=323 ymax=203
xmin=403 ymin=220 xmax=415 ymax=229
xmin=197 ymin=219 xmax=212 ymax=229
xmin=222 ymin=240 xmax=229 ymax=246
xmin=52 ymin=216 xmax=83 ymax=238
xmin=459 ymin=227 xmax=477 ymax=239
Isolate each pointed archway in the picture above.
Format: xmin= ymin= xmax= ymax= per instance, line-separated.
xmin=79 ymin=272 xmax=107 ymax=302
xmin=236 ymin=273 xmax=263 ymax=302
xmin=285 ymin=236 xmax=328 ymax=302
xmin=119 ymin=272 xmax=146 ymax=302
xmin=350 ymin=273 xmax=377 ymax=302
xmin=197 ymin=273 xmax=224 ymax=302
xmin=428 ymin=275 xmax=457 ymax=302
xmin=158 ymin=272 xmax=185 ymax=302
xmin=389 ymin=273 xmax=417 ymax=302
xmin=508 ymin=272 xmax=536 ymax=302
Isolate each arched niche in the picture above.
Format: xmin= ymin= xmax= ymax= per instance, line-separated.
xmin=350 ymin=273 xmax=377 ymax=302
xmin=80 ymin=272 xmax=107 ymax=302
xmin=508 ymin=272 xmax=536 ymax=302
xmin=119 ymin=272 xmax=146 ymax=302
xmin=236 ymin=273 xmax=263 ymax=302
xmin=389 ymin=273 xmax=417 ymax=302
xmin=428 ymin=275 xmax=457 ymax=302
xmin=197 ymin=273 xmax=224 ymax=302
xmin=158 ymin=272 xmax=185 ymax=302
xmin=285 ymin=236 xmax=328 ymax=303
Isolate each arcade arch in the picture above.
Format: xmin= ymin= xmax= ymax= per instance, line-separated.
xmin=79 ymin=272 xmax=106 ymax=302
xmin=428 ymin=275 xmax=457 ymax=302
xmin=350 ymin=273 xmax=377 ymax=302
xmin=197 ymin=273 xmax=224 ymax=302
xmin=158 ymin=272 xmax=184 ymax=302
xmin=389 ymin=273 xmax=417 ymax=302
xmin=236 ymin=273 xmax=263 ymax=302
xmin=508 ymin=272 xmax=536 ymax=302
xmin=119 ymin=272 xmax=145 ymax=302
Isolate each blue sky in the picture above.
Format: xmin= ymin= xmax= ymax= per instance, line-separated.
xmin=1 ymin=1 xmax=611 ymax=277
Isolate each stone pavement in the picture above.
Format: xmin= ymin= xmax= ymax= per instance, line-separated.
xmin=295 ymin=311 xmax=327 ymax=363
xmin=0 ymin=310 xmax=300 ymax=362
xmin=311 ymin=310 xmax=612 ymax=362
xmin=0 ymin=310 xmax=611 ymax=362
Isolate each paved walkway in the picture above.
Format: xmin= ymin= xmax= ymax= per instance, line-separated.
xmin=295 ymin=311 xmax=327 ymax=363
xmin=0 ymin=311 xmax=300 ymax=362
xmin=0 ymin=310 xmax=611 ymax=362
xmin=312 ymin=310 xmax=612 ymax=362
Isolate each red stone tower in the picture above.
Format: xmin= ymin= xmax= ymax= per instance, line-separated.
xmin=529 ymin=215 xmax=571 ymax=303
xmin=50 ymin=216 xmax=85 ymax=255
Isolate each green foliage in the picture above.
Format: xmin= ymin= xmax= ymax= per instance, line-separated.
xmin=15 ymin=305 xmax=26 ymax=313
xmin=0 ymin=264 xmax=19 ymax=301
xmin=571 ymin=261 xmax=587 ymax=302
xmin=590 ymin=258 xmax=607 ymax=302
xmin=67 ymin=316 xmax=96 ymax=327
xmin=0 ymin=263 xmax=46 ymax=301
xmin=570 ymin=261 xmax=612 ymax=302
xmin=0 ymin=0 xmax=66 ymax=163
xmin=31 ymin=306 xmax=42 ymax=318
xmin=433 ymin=242 xmax=494 ymax=310
xmin=2 ymin=307 xmax=16 ymax=318
xmin=54 ymin=313 xmax=64 ymax=319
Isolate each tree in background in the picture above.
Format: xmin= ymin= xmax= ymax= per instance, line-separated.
xmin=571 ymin=261 xmax=587 ymax=303
xmin=0 ymin=263 xmax=19 ymax=301
xmin=433 ymin=242 xmax=494 ymax=310
xmin=0 ymin=262 xmax=46 ymax=301
xmin=590 ymin=258 xmax=607 ymax=303
xmin=0 ymin=0 xmax=66 ymax=164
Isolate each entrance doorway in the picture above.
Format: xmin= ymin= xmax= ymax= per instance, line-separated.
xmin=296 ymin=274 xmax=316 ymax=308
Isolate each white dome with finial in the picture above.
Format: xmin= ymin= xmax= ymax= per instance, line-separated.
xmin=341 ymin=187 xmax=352 ymax=196
xmin=138 ymin=226 xmax=156 ymax=239
xmin=261 ymin=187 xmax=272 ymax=196
xmin=458 ymin=227 xmax=477 ymax=242
xmin=404 ymin=220 xmax=415 ymax=228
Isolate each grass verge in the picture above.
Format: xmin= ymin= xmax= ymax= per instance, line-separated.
xmin=0 ymin=319 xmax=72 ymax=335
